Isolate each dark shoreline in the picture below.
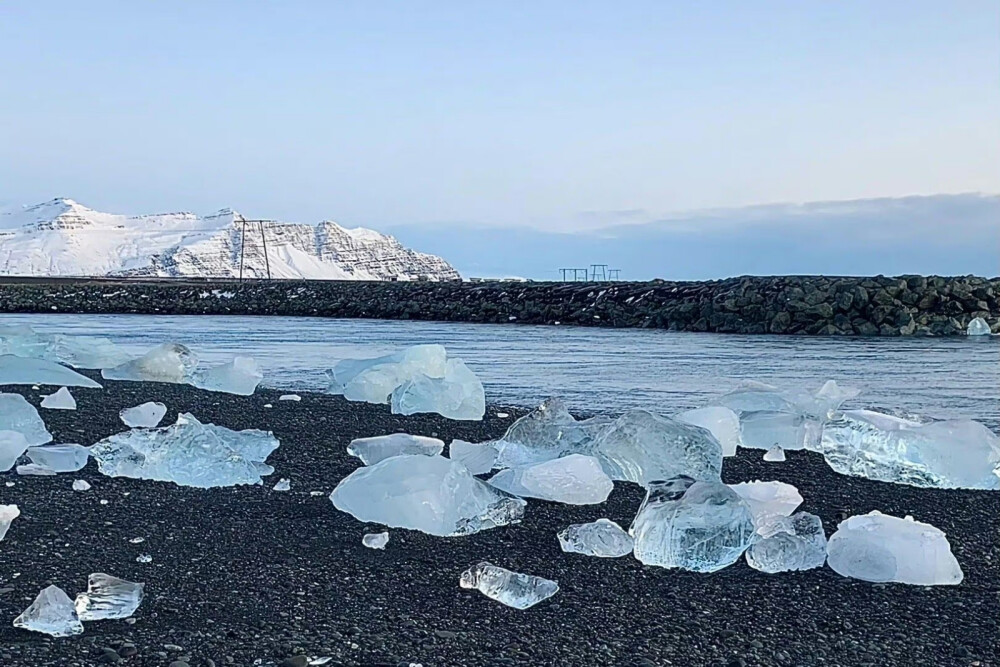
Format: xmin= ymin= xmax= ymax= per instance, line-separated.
xmin=0 ymin=275 xmax=997 ymax=336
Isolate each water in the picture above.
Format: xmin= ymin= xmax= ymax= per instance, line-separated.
xmin=3 ymin=314 xmax=997 ymax=426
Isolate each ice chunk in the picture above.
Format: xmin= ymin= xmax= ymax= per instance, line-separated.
xmin=821 ymin=409 xmax=1000 ymax=489
xmin=488 ymin=454 xmax=613 ymax=505
xmin=449 ymin=439 xmax=498 ymax=475
xmin=391 ymin=358 xmax=486 ymax=421
xmin=738 ymin=411 xmax=819 ymax=451
xmin=27 ymin=443 xmax=89 ymax=472
xmin=0 ymin=429 xmax=31 ymax=471
xmin=967 ymin=316 xmax=991 ymax=336
xmin=728 ymin=480 xmax=803 ymax=528
xmin=0 ymin=355 xmax=101 ymax=388
xmin=279 ymin=394 xmax=301 ymax=401
xmin=630 ymin=476 xmax=754 ymax=572
xmin=0 ymin=326 xmax=131 ymax=369
xmin=675 ymin=406 xmax=742 ymax=457
xmin=459 ymin=561 xmax=558 ymax=609
xmin=557 ymin=518 xmax=633 ymax=557
xmin=745 ymin=512 xmax=827 ymax=573
xmin=826 ymin=511 xmax=963 ymax=585
xmin=136 ymin=554 xmax=152 ymax=563
xmin=0 ymin=504 xmax=20 ymax=541
xmin=17 ymin=463 xmax=56 ymax=476
xmin=74 ymin=573 xmax=144 ymax=621
xmin=362 ymin=531 xmax=389 ymax=549
xmin=330 ymin=455 xmax=525 ymax=537
xmin=763 ymin=445 xmax=786 ymax=462
xmin=493 ymin=398 xmax=612 ymax=468
xmin=347 ymin=433 xmax=445 ymax=465
xmin=72 ymin=479 xmax=91 ymax=491
xmin=90 ymin=413 xmax=279 ymax=488
xmin=102 ymin=343 xmax=197 ymax=384
xmin=119 ymin=402 xmax=168 ymax=428
xmin=40 ymin=387 xmax=76 ymax=410
xmin=272 ymin=478 xmax=291 ymax=491
xmin=329 ymin=344 xmax=448 ymax=403
xmin=13 ymin=585 xmax=84 ymax=637
xmin=190 ymin=357 xmax=262 ymax=395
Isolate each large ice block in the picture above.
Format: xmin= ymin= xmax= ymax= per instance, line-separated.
xmin=329 ymin=344 xmax=448 ymax=403
xmin=0 ymin=393 xmax=51 ymax=446
xmin=0 ymin=325 xmax=131 ymax=369
xmin=0 ymin=504 xmax=20 ymax=541
xmin=190 ymin=357 xmax=263 ymax=395
xmin=630 ymin=476 xmax=754 ymax=572
xmin=557 ymin=518 xmax=633 ymax=557
xmin=728 ymin=480 xmax=803 ymax=528
xmin=74 ymin=573 xmax=144 ymax=621
xmin=27 ymin=443 xmax=89 ymax=472
xmin=102 ymin=343 xmax=198 ymax=384
xmin=459 ymin=561 xmax=558 ymax=609
xmin=330 ymin=455 xmax=525 ymax=536
xmin=493 ymin=398 xmax=611 ymax=468
xmin=347 ymin=433 xmax=445 ymax=465
xmin=967 ymin=317 xmax=991 ymax=336
xmin=13 ymin=585 xmax=84 ymax=637
xmin=675 ymin=406 xmax=742 ymax=457
xmin=745 ymin=512 xmax=827 ymax=573
xmin=119 ymin=402 xmax=168 ymax=428
xmin=0 ymin=355 xmax=101 ymax=388
xmin=488 ymin=454 xmax=613 ymax=505
xmin=449 ymin=439 xmax=498 ymax=475
xmin=390 ymin=359 xmax=486 ymax=421
xmin=826 ymin=511 xmax=963 ymax=585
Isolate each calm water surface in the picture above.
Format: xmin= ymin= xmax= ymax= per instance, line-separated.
xmin=4 ymin=314 xmax=997 ymax=426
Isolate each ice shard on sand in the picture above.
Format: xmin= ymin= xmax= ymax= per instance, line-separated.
xmin=102 ymin=343 xmax=198 ymax=384
xmin=119 ymin=402 xmax=168 ymax=428
xmin=13 ymin=585 xmax=84 ymax=637
xmin=557 ymin=518 xmax=633 ymax=558
xmin=0 ymin=394 xmax=52 ymax=447
xmin=0 ymin=355 xmax=101 ymax=388
xmin=745 ymin=512 xmax=827 ymax=573
xmin=347 ymin=433 xmax=444 ymax=465
xmin=460 ymin=562 xmax=558 ymax=609
xmin=189 ymin=357 xmax=263 ymax=395
xmin=27 ymin=443 xmax=89 ymax=473
xmin=74 ymin=573 xmax=144 ymax=621
xmin=487 ymin=454 xmax=613 ymax=505
xmin=40 ymin=387 xmax=76 ymax=410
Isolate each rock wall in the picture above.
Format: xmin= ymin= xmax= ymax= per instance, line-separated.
xmin=0 ymin=275 xmax=997 ymax=336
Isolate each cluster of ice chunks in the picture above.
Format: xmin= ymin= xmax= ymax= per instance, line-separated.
xmin=0 ymin=504 xmax=20 ymax=541
xmin=40 ymin=387 xmax=76 ymax=410
xmin=27 ymin=443 xmax=89 ymax=473
xmin=327 ymin=345 xmax=486 ymax=420
xmin=449 ymin=439 xmax=498 ymax=475
xmin=89 ymin=413 xmax=279 ymax=488
xmin=74 ymin=573 xmax=144 ymax=621
xmin=347 ymin=433 xmax=444 ymax=465
xmin=826 ymin=511 xmax=963 ymax=585
xmin=558 ymin=519 xmax=633 ymax=558
xmin=966 ymin=316 xmax=991 ymax=336
xmin=745 ymin=512 xmax=828 ymax=573
xmin=119 ymin=402 xmax=167 ymax=428
xmin=820 ymin=409 xmax=1000 ymax=490
xmin=189 ymin=357 xmax=263 ymax=396
xmin=488 ymin=454 xmax=613 ymax=505
xmin=103 ymin=343 xmax=198 ymax=384
xmin=460 ymin=561 xmax=559 ymax=609
xmin=0 ymin=355 xmax=102 ymax=388
xmin=0 ymin=325 xmax=132 ymax=369
xmin=630 ymin=476 xmax=755 ymax=572
xmin=330 ymin=455 xmax=525 ymax=536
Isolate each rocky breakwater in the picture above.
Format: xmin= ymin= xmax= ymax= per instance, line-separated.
xmin=0 ymin=274 xmax=996 ymax=336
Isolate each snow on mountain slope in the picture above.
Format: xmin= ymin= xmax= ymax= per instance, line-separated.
xmin=0 ymin=198 xmax=460 ymax=281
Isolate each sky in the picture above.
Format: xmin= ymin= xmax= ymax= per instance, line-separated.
xmin=0 ymin=1 xmax=997 ymax=277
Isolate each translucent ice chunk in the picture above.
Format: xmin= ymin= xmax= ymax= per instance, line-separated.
xmin=675 ymin=406 xmax=742 ymax=457
xmin=821 ymin=409 xmax=1000 ymax=489
xmin=967 ymin=316 xmax=991 ymax=336
xmin=72 ymin=479 xmax=91 ymax=491
xmin=449 ymin=439 xmax=498 ymax=475
xmin=279 ymin=394 xmax=301 ymax=401
xmin=390 ymin=359 xmax=486 ymax=421
xmin=0 ymin=326 xmax=131 ymax=369
xmin=190 ymin=357 xmax=262 ymax=395
xmin=136 ymin=554 xmax=152 ymax=563
xmin=728 ymin=480 xmax=803 ymax=528
xmin=40 ymin=387 xmax=76 ymax=410
xmin=0 ymin=504 xmax=20 ymax=541
xmin=557 ymin=518 xmax=633 ymax=557
xmin=90 ymin=413 xmax=279 ymax=488
xmin=745 ymin=512 xmax=827 ymax=573
xmin=13 ymin=585 xmax=84 ymax=637
xmin=17 ymin=463 xmax=56 ymax=476
xmin=0 ymin=355 xmax=101 ymax=388
xmin=119 ymin=402 xmax=168 ymax=428
xmin=102 ymin=343 xmax=198 ymax=384
xmin=630 ymin=476 xmax=754 ymax=572
xmin=27 ymin=443 xmax=89 ymax=472
xmin=0 ymin=429 xmax=31 ymax=471
xmin=362 ymin=531 xmax=389 ymax=549
xmin=459 ymin=561 xmax=558 ymax=609
xmin=347 ymin=433 xmax=445 ymax=465
xmin=488 ymin=454 xmax=614 ymax=505
xmin=493 ymin=398 xmax=612 ymax=468
xmin=826 ymin=511 xmax=963 ymax=585
xmin=738 ymin=411 xmax=818 ymax=451
xmin=329 ymin=344 xmax=448 ymax=403
xmin=272 ymin=478 xmax=291 ymax=491
xmin=74 ymin=573 xmax=144 ymax=621
xmin=763 ymin=445 xmax=786 ymax=462
xmin=330 ymin=455 xmax=525 ymax=536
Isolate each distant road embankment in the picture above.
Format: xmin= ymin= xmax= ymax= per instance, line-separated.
xmin=0 ymin=275 xmax=996 ymax=336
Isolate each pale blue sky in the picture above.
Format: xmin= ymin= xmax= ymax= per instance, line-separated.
xmin=0 ymin=1 xmax=997 ymax=277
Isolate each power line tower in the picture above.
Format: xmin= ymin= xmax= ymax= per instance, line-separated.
xmin=236 ymin=215 xmax=272 ymax=282
xmin=589 ymin=264 xmax=608 ymax=281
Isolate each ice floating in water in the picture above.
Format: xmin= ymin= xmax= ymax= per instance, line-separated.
xmin=40 ymin=387 xmax=76 ymax=410
xmin=0 ymin=355 xmax=101 ymax=388
xmin=821 ymin=409 xmax=1000 ymax=490
xmin=90 ymin=413 xmax=279 ymax=488
xmin=13 ymin=585 xmax=84 ymax=637
xmin=460 ymin=561 xmax=558 ymax=610
xmin=119 ymin=402 xmax=168 ymax=428
xmin=745 ymin=512 xmax=827 ymax=573
xmin=826 ymin=511 xmax=963 ymax=585
xmin=0 ymin=325 xmax=131 ymax=369
xmin=488 ymin=454 xmax=613 ymax=505
xmin=390 ymin=358 xmax=486 ymax=421
xmin=74 ymin=573 xmax=144 ymax=621
xmin=630 ymin=476 xmax=754 ymax=572
xmin=27 ymin=443 xmax=89 ymax=472
xmin=272 ymin=478 xmax=291 ymax=491
xmin=329 ymin=344 xmax=447 ymax=403
xmin=279 ymin=394 xmax=301 ymax=402
xmin=449 ymin=439 xmax=498 ymax=475
xmin=17 ymin=463 xmax=56 ymax=476
xmin=557 ymin=518 xmax=633 ymax=558
xmin=330 ymin=455 xmax=525 ymax=537
xmin=347 ymin=433 xmax=445 ymax=465
xmin=763 ymin=445 xmax=786 ymax=462
xmin=675 ymin=406 xmax=742 ymax=457
xmin=190 ymin=357 xmax=263 ymax=395
xmin=0 ymin=429 xmax=32 ymax=471
xmin=362 ymin=531 xmax=389 ymax=549
xmin=102 ymin=343 xmax=198 ymax=384
xmin=72 ymin=480 xmax=91 ymax=491
xmin=0 ymin=504 xmax=20 ymax=541
xmin=967 ymin=317 xmax=991 ymax=336
xmin=728 ymin=480 xmax=803 ymax=528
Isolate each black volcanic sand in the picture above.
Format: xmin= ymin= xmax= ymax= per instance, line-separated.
xmin=0 ymin=377 xmax=997 ymax=667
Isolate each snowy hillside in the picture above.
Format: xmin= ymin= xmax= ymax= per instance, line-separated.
xmin=0 ymin=198 xmax=461 ymax=281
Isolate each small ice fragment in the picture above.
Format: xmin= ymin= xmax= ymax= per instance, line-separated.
xmin=74 ymin=573 xmax=144 ymax=620
xmin=745 ymin=512 xmax=827 ymax=573
xmin=449 ymin=439 xmax=498 ymax=475
xmin=17 ymin=463 xmax=56 ymax=476
xmin=136 ymin=554 xmax=152 ymax=563
xmin=273 ymin=478 xmax=291 ymax=491
xmin=967 ymin=317 xmax=991 ymax=336
xmin=102 ymin=343 xmax=197 ymax=383
xmin=27 ymin=443 xmax=89 ymax=472
xmin=362 ymin=531 xmax=389 ymax=549
xmin=279 ymin=394 xmax=301 ymax=401
xmin=309 ymin=491 xmax=324 ymax=496
xmin=119 ymin=402 xmax=168 ymax=428
xmin=496 ymin=412 xmax=510 ymax=418
xmin=40 ymin=387 xmax=76 ymax=410
xmin=0 ymin=430 xmax=30 ymax=472
xmin=100 ymin=499 xmax=109 ymax=505
xmin=264 ymin=404 xmax=272 ymax=408
xmin=309 ymin=659 xmax=333 ymax=666
xmin=728 ymin=480 xmax=803 ymax=528
xmin=4 ymin=481 xmax=12 ymax=487
xmin=0 ymin=395 xmax=53 ymax=447
xmin=675 ymin=406 xmax=742 ymax=457
xmin=557 ymin=518 xmax=633 ymax=558
xmin=129 ymin=537 xmax=145 ymax=544
xmin=488 ymin=454 xmax=614 ymax=505
xmin=763 ymin=445 xmax=786 ymax=462
xmin=190 ymin=357 xmax=263 ymax=395
xmin=72 ymin=480 xmax=91 ymax=491
xmin=347 ymin=433 xmax=445 ymax=465
xmin=459 ymin=561 xmax=558 ymax=609
xmin=13 ymin=585 xmax=84 ymax=637
xmin=0 ymin=355 xmax=102 ymax=388
xmin=0 ymin=504 xmax=20 ymax=541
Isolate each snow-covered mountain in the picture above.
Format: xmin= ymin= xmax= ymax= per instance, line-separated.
xmin=0 ymin=198 xmax=461 ymax=281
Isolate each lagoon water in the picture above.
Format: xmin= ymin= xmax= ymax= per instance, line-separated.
xmin=3 ymin=313 xmax=997 ymax=426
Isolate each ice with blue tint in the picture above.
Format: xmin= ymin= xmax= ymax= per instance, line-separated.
xmin=675 ymin=406 xmax=742 ymax=457
xmin=27 ymin=443 xmax=89 ymax=472
xmin=40 ymin=387 xmax=76 ymax=410
xmin=347 ymin=433 xmax=444 ymax=465
xmin=558 ymin=518 xmax=634 ymax=558
xmin=449 ymin=439 xmax=498 ymax=475
xmin=0 ymin=325 xmax=132 ymax=369
xmin=391 ymin=358 xmax=486 ymax=421
xmin=493 ymin=398 xmax=612 ymax=468
xmin=74 ymin=573 xmax=144 ymax=621
xmin=363 ymin=531 xmax=389 ymax=549
xmin=119 ymin=402 xmax=168 ymax=428
xmin=0 ymin=394 xmax=52 ymax=447
xmin=763 ymin=445 xmax=786 ymax=462
xmin=0 ymin=431 xmax=30 ymax=472
xmin=328 ymin=344 xmax=447 ymax=403
xmin=0 ymin=355 xmax=101 ymax=388
xmin=728 ymin=480 xmax=803 ymax=528
xmin=0 ymin=504 xmax=20 ymax=541
xmin=488 ymin=454 xmax=613 ymax=505
xmin=190 ymin=357 xmax=263 ymax=395
xmin=102 ymin=343 xmax=198 ymax=384
xmin=745 ymin=512 xmax=827 ymax=573
xmin=13 ymin=585 xmax=84 ymax=637
xmin=967 ymin=317 xmax=991 ymax=336
xmin=460 ymin=561 xmax=558 ymax=610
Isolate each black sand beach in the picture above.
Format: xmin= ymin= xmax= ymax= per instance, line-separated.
xmin=0 ymin=376 xmax=997 ymax=667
